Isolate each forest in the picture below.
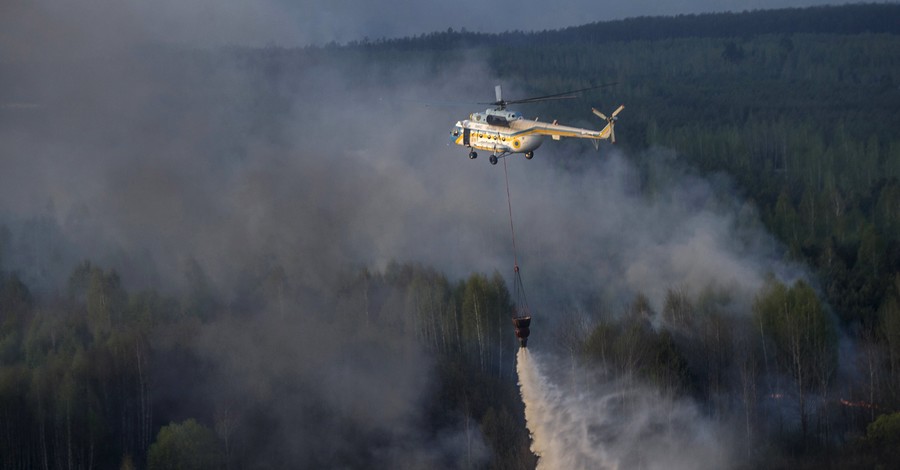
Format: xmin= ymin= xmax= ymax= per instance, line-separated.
xmin=1 ymin=2 xmax=900 ymax=469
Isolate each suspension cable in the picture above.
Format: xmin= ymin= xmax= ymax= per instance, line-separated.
xmin=502 ymin=157 xmax=529 ymax=314
xmin=502 ymin=157 xmax=518 ymax=271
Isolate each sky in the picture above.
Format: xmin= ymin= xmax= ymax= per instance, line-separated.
xmin=2 ymin=0 xmax=855 ymax=52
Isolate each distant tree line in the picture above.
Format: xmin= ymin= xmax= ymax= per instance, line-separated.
xmin=338 ymin=3 xmax=900 ymax=49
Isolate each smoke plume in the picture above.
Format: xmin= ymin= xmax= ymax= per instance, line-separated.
xmin=1 ymin=2 xmax=814 ymax=466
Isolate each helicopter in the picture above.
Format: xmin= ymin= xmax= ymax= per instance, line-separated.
xmin=450 ymin=84 xmax=624 ymax=165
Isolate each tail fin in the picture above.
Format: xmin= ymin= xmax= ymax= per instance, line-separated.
xmin=592 ymin=105 xmax=625 ymax=144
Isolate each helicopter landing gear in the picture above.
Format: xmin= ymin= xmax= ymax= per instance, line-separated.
xmin=525 ymin=151 xmax=534 ymax=160
xmin=489 ymin=155 xmax=498 ymax=165
xmin=469 ymin=150 xmax=478 ymax=159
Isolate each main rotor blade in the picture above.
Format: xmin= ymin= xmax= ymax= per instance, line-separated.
xmin=506 ymin=82 xmax=617 ymax=105
xmin=495 ymin=85 xmax=503 ymax=103
xmin=611 ymin=104 xmax=625 ymax=117
xmin=421 ymin=100 xmax=484 ymax=108
xmin=509 ymin=95 xmax=581 ymax=104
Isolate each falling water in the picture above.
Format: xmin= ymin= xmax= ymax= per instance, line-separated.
xmin=516 ymin=348 xmax=732 ymax=470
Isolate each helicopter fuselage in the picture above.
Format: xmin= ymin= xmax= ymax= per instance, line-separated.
xmin=451 ymin=110 xmax=543 ymax=156
xmin=451 ymin=107 xmax=616 ymax=163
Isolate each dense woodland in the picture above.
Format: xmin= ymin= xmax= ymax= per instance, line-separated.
xmin=2 ymin=3 xmax=900 ymax=469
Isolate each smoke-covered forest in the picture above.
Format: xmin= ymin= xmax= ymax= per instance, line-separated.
xmin=1 ymin=3 xmax=899 ymax=469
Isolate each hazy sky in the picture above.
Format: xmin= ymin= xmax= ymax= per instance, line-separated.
xmin=3 ymin=0 xmax=855 ymax=52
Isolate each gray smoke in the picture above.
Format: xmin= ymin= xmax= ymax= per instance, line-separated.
xmin=1 ymin=2 xmax=809 ymax=466
xmin=2 ymin=0 xmax=803 ymax=307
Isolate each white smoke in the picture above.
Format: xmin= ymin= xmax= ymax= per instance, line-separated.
xmin=517 ymin=348 xmax=733 ymax=470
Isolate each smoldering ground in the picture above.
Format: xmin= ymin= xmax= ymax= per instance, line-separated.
xmin=1 ymin=4 xmax=811 ymax=467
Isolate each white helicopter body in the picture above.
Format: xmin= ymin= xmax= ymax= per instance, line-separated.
xmin=450 ymin=85 xmax=623 ymax=164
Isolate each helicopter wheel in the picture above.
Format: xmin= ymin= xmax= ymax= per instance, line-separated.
xmin=525 ymin=151 xmax=534 ymax=160
xmin=489 ymin=155 xmax=498 ymax=165
xmin=469 ymin=151 xmax=477 ymax=159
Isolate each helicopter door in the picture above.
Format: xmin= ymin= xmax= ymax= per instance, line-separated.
xmin=463 ymin=128 xmax=470 ymax=146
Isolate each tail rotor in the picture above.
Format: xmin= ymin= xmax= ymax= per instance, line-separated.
xmin=592 ymin=105 xmax=625 ymax=143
